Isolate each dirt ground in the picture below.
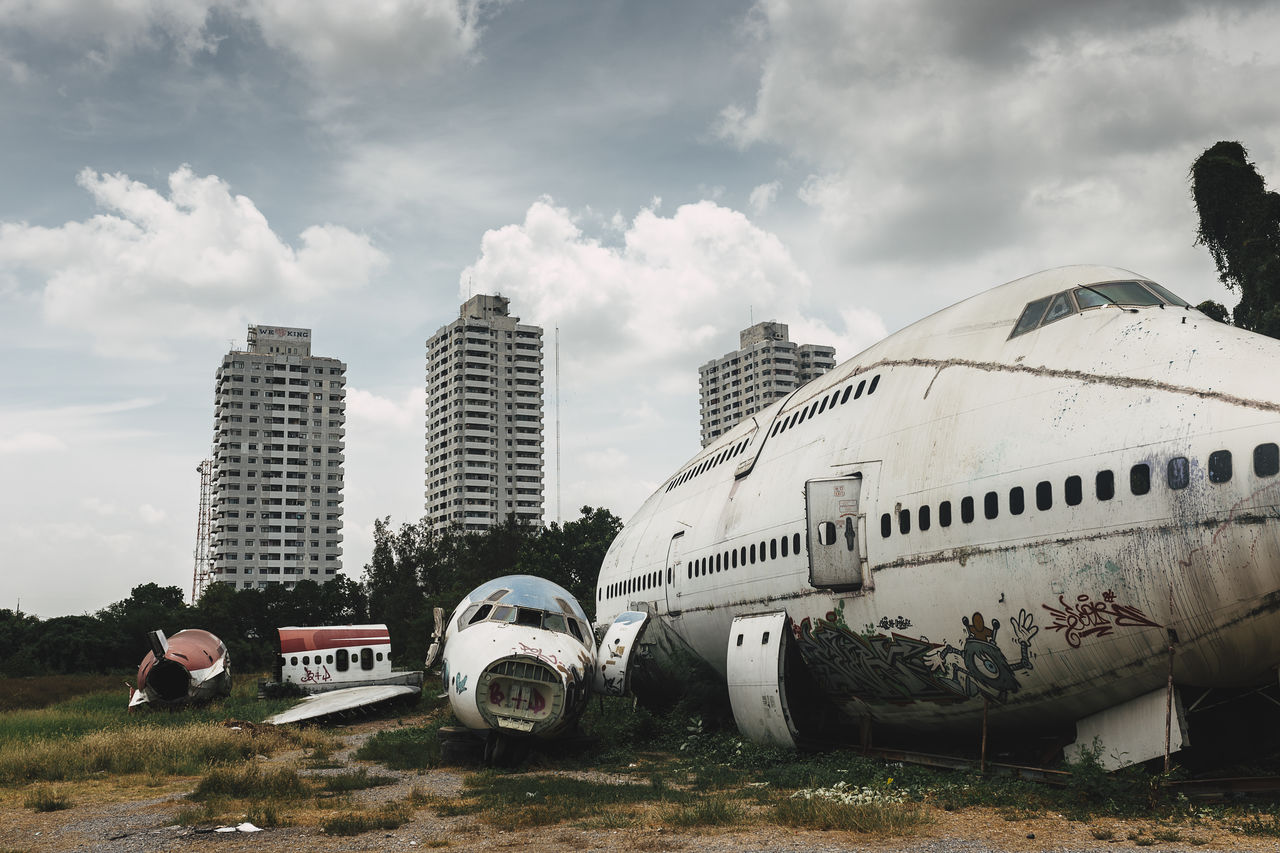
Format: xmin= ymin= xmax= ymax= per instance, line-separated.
xmin=2 ymin=714 xmax=1277 ymax=853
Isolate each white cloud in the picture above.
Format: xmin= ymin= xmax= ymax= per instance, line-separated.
xmin=748 ymin=181 xmax=779 ymax=215
xmin=0 ymin=0 xmax=491 ymax=83
xmin=0 ymin=0 xmax=219 ymax=64
xmin=244 ymin=0 xmax=489 ymax=89
xmin=719 ymin=0 xmax=1280 ymax=286
xmin=0 ymin=431 xmax=64 ymax=454
xmin=0 ymin=166 xmax=386 ymax=359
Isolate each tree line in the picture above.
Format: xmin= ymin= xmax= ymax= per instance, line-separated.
xmin=0 ymin=506 xmax=620 ymax=677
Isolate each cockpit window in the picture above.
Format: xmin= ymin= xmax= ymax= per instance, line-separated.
xmin=1042 ymin=291 xmax=1076 ymax=325
xmin=492 ymin=604 xmax=515 ymax=623
xmin=1011 ymin=279 xmax=1188 ymax=339
xmin=1077 ymin=281 xmax=1162 ymax=307
xmin=1012 ymin=297 xmax=1051 ymax=337
xmin=466 ymin=603 xmax=492 ymax=625
xmin=1143 ymin=281 xmax=1191 ymax=308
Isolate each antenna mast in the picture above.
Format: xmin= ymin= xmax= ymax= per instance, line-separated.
xmin=192 ymin=458 xmax=213 ymax=602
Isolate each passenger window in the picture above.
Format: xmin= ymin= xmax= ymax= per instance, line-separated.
xmin=376 ymin=652 xmax=384 ymax=662
xmin=1096 ymin=470 xmax=1115 ymax=501
xmin=302 ymin=656 xmax=310 ymax=665
xmin=1209 ymin=450 xmax=1232 ymax=484
xmin=336 ymin=648 xmax=348 ymax=672
xmin=731 ymin=549 xmax=738 ymax=568
xmin=740 ymin=546 xmax=747 ymax=565
xmin=360 ymin=648 xmax=374 ymax=671
xmin=919 ymin=505 xmax=931 ymax=531
xmin=939 ymin=501 xmax=952 ymax=527
xmin=899 ymin=509 xmax=911 ymax=535
xmin=290 ymin=656 xmax=298 ymax=666
xmin=961 ymin=496 xmax=975 ymax=524
xmin=868 ymin=375 xmax=880 ymax=394
xmin=841 ymin=386 xmax=852 ymax=404
xmin=855 ymin=380 xmax=866 ymax=399
xmin=1065 ymin=475 xmax=1082 ymax=506
xmin=781 ymin=536 xmax=789 ymax=557
xmin=984 ymin=491 xmax=998 ymax=520
xmin=792 ymin=532 xmax=801 ymax=555
xmin=1168 ymin=457 xmax=1190 ymax=490
xmin=1036 ymin=481 xmax=1052 ymax=511
xmin=770 ymin=539 xmax=778 ymax=559
xmin=881 ymin=514 xmax=891 ymax=538
xmin=1130 ymin=463 xmax=1151 ymax=495
xmin=1009 ymin=487 xmax=1025 ymax=515
xmin=1011 ymin=296 xmax=1051 ymax=337
xmin=750 ymin=543 xmax=757 ymax=563
xmin=818 ymin=397 xmax=828 ymax=414
xmin=1255 ymin=443 xmax=1279 ymax=477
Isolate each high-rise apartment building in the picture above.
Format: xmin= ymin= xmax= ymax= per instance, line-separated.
xmin=425 ymin=295 xmax=544 ymax=532
xmin=698 ymin=321 xmax=836 ymax=446
xmin=209 ymin=325 xmax=346 ymax=589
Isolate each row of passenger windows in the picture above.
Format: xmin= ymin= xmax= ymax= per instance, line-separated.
xmin=880 ymin=444 xmax=1278 ymax=538
xmin=666 ymin=435 xmax=753 ymax=492
xmin=601 ymin=531 xmax=806 ymax=600
xmin=283 ymin=648 xmax=380 ymax=671
xmin=688 ymin=532 xmax=804 ymax=579
xmin=769 ymin=374 xmax=881 ymax=440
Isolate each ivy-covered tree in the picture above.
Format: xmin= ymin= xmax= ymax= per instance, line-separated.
xmin=1191 ymin=140 xmax=1280 ymax=337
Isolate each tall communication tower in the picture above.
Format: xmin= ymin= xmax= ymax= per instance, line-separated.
xmin=192 ymin=458 xmax=213 ymax=602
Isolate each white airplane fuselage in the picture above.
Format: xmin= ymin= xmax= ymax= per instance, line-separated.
xmin=595 ymin=266 xmax=1280 ymax=741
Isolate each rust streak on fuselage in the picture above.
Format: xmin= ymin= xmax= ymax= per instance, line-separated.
xmin=853 ymin=356 xmax=1280 ymax=415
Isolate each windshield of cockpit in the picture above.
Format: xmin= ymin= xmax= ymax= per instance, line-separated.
xmin=1009 ymin=280 xmax=1191 ymax=339
xmin=457 ymin=599 xmax=588 ymax=643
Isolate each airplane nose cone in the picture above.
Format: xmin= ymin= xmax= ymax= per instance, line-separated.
xmin=475 ymin=655 xmax=568 ymax=736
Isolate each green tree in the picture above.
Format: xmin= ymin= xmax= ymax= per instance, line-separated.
xmin=1191 ymin=140 xmax=1280 ymax=337
xmin=97 ymin=583 xmax=191 ymax=667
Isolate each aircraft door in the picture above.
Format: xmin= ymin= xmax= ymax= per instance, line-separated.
xmin=806 ymin=475 xmax=868 ymax=591
xmin=665 ymin=531 xmax=684 ymax=610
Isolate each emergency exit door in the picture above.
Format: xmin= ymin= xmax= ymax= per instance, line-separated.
xmin=805 ymin=475 xmax=867 ymax=591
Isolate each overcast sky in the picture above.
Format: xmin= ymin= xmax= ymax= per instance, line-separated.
xmin=2 ymin=0 xmax=1278 ymax=618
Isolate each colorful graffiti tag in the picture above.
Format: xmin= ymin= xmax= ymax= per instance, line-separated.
xmin=794 ymin=609 xmax=1039 ymax=706
xmin=1042 ymin=590 xmax=1160 ymax=648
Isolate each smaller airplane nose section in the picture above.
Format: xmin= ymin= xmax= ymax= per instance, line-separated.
xmin=475 ymin=655 xmax=568 ymax=736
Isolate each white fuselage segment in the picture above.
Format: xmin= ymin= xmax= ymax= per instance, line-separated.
xmin=596 ymin=266 xmax=1280 ymax=733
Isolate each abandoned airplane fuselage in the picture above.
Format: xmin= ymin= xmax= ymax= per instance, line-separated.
xmin=595 ymin=265 xmax=1280 ymax=751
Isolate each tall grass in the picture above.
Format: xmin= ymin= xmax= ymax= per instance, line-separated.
xmin=0 ymin=677 xmax=332 ymax=785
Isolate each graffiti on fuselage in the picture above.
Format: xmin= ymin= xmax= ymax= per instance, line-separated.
xmin=794 ymin=608 xmax=1039 ymax=706
xmin=1042 ymin=590 xmax=1161 ymax=648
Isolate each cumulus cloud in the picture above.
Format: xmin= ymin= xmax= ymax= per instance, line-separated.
xmin=244 ymin=0 xmax=488 ymax=88
xmin=0 ymin=166 xmax=386 ymax=358
xmin=462 ymin=198 xmax=830 ymax=390
xmin=0 ymin=0 xmax=219 ymax=65
xmin=720 ymin=0 xmax=1280 ymax=275
xmin=0 ymin=0 xmax=491 ymax=83
xmin=748 ymin=181 xmax=779 ymax=215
